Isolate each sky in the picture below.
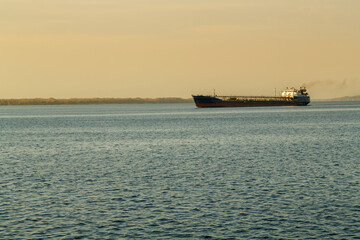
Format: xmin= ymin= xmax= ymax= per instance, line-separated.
xmin=1 ymin=0 xmax=359 ymax=99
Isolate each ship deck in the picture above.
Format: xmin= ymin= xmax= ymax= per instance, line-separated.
xmin=215 ymin=96 xmax=293 ymax=101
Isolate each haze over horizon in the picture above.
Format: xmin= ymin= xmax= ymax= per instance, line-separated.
xmin=1 ymin=0 xmax=359 ymax=99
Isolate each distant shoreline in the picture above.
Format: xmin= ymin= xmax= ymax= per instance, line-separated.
xmin=0 ymin=98 xmax=193 ymax=106
xmin=1 ymin=96 xmax=359 ymax=106
xmin=313 ymin=95 xmax=360 ymax=102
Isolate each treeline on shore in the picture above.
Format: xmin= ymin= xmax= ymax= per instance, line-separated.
xmin=0 ymin=97 xmax=193 ymax=106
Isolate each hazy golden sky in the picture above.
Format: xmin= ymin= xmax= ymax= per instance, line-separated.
xmin=1 ymin=0 xmax=359 ymax=99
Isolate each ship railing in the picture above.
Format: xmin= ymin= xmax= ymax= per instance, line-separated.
xmin=217 ymin=96 xmax=293 ymax=101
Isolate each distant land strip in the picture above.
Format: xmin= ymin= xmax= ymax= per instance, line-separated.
xmin=329 ymin=95 xmax=360 ymax=101
xmin=0 ymin=97 xmax=193 ymax=106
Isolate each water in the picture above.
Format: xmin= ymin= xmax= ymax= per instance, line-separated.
xmin=1 ymin=102 xmax=359 ymax=239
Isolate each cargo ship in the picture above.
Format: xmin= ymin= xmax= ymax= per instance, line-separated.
xmin=192 ymin=87 xmax=310 ymax=108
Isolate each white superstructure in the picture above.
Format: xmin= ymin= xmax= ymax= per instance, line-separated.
xmin=281 ymin=87 xmax=310 ymax=104
xmin=281 ymin=87 xmax=308 ymax=97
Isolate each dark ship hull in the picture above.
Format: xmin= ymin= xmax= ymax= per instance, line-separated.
xmin=192 ymin=95 xmax=310 ymax=108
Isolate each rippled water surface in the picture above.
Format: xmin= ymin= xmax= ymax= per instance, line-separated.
xmin=1 ymin=102 xmax=359 ymax=239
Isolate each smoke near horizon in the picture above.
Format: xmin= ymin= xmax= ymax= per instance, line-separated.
xmin=304 ymin=79 xmax=350 ymax=89
xmin=304 ymin=79 xmax=359 ymax=99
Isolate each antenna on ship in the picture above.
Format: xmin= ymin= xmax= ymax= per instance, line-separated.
xmin=275 ymin=88 xmax=276 ymax=97
xmin=213 ymin=89 xmax=216 ymax=97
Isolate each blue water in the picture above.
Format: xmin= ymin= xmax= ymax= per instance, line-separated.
xmin=1 ymin=102 xmax=359 ymax=239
